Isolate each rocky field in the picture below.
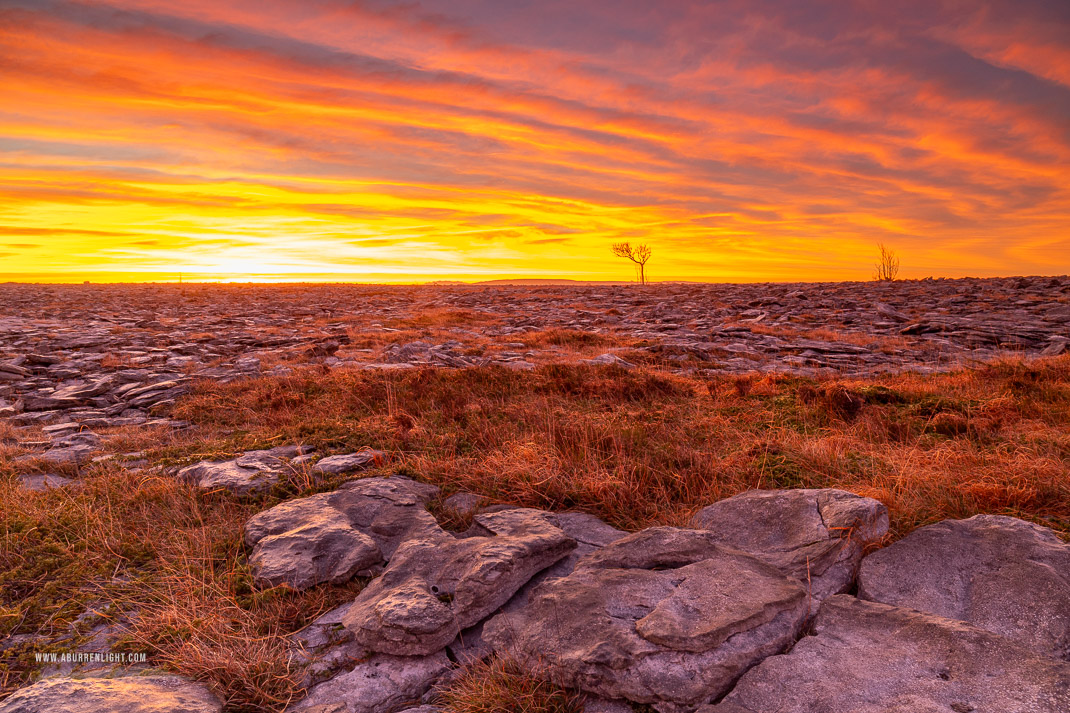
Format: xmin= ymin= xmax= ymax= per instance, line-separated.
xmin=1 ymin=278 xmax=1069 ymax=713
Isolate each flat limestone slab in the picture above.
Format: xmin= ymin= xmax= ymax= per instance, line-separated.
xmin=0 ymin=675 xmax=222 ymax=713
xmin=858 ymin=514 xmax=1070 ymax=660
xmin=703 ymin=595 xmax=1070 ymax=713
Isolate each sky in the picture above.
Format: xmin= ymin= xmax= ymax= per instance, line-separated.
xmin=1 ymin=0 xmax=1069 ymax=283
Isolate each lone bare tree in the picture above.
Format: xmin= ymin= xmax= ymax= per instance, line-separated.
xmin=873 ymin=243 xmax=900 ymax=281
xmin=612 ymin=242 xmax=652 ymax=284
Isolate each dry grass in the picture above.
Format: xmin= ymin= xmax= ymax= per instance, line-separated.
xmin=2 ymin=354 xmax=1069 ymax=711
xmin=168 ymin=356 xmax=1070 ymax=536
xmin=520 ymin=328 xmax=619 ymax=349
xmin=438 ymin=658 xmax=584 ymax=713
xmin=389 ymin=308 xmax=501 ymax=330
xmin=0 ymin=460 xmax=359 ymax=709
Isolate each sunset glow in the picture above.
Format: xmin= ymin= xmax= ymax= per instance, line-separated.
xmin=2 ymin=0 xmax=1069 ymax=282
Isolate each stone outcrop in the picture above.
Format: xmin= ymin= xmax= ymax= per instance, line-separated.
xmin=858 ymin=514 xmax=1070 ymax=660
xmin=0 ymin=675 xmax=222 ymax=713
xmin=483 ymin=527 xmax=810 ymax=711
xmin=291 ymin=652 xmax=450 ymax=713
xmin=245 ymin=476 xmax=440 ymax=590
xmin=702 ymin=595 xmax=1070 ymax=713
xmin=343 ymin=509 xmax=576 ymax=656
xmin=689 ymin=488 xmax=889 ymax=600
xmin=3 ymin=453 xmax=1065 ymax=713
xmin=470 ymin=508 xmax=628 ymax=611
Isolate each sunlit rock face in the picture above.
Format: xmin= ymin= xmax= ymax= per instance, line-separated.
xmin=858 ymin=514 xmax=1070 ymax=661
xmin=701 ymin=596 xmax=1070 ymax=713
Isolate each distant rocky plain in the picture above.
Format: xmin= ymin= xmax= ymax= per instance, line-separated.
xmin=1 ymin=277 xmax=1069 ymax=713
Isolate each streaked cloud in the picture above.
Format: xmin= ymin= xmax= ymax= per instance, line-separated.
xmin=1 ymin=0 xmax=1067 ymax=281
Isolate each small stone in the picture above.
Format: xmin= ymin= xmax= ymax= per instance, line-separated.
xmin=441 ymin=492 xmax=484 ymax=518
xmin=312 ymin=450 xmax=386 ymax=475
xmin=583 ymin=353 xmax=634 ymax=368
xmin=178 ymin=459 xmax=280 ymax=495
xmin=18 ymin=473 xmax=73 ymax=491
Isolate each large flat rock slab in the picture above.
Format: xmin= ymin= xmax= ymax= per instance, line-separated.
xmin=343 ymin=510 xmax=576 ymax=656
xmin=483 ymin=527 xmax=809 ymax=711
xmin=689 ymin=488 xmax=888 ymax=600
xmin=244 ymin=476 xmax=441 ymax=590
xmin=702 ymin=595 xmax=1070 ymax=713
xmin=858 ymin=514 xmax=1070 ymax=660
xmin=0 ymin=675 xmax=222 ymax=713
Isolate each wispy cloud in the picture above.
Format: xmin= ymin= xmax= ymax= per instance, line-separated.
xmin=1 ymin=0 xmax=1067 ymax=280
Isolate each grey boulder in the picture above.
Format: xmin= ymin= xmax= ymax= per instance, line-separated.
xmin=858 ymin=514 xmax=1070 ymax=660
xmin=250 ymin=510 xmax=382 ymax=590
xmin=702 ymin=595 xmax=1070 ymax=713
xmin=689 ymin=488 xmax=888 ymax=600
xmin=290 ymin=651 xmax=450 ymax=713
xmin=343 ymin=510 xmax=576 ymax=656
xmin=483 ymin=527 xmax=810 ymax=711
xmin=245 ymin=476 xmax=441 ymax=590
xmin=0 ymin=675 xmax=222 ymax=713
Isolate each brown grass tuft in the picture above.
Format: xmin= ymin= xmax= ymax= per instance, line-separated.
xmin=438 ymin=658 xmax=584 ymax=713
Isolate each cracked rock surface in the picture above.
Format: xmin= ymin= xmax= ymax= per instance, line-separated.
xmin=689 ymin=488 xmax=889 ymax=601
xmin=858 ymin=514 xmax=1070 ymax=660
xmin=701 ymin=595 xmax=1070 ymax=713
xmin=483 ymin=527 xmax=810 ymax=711
xmin=290 ymin=651 xmax=450 ymax=713
xmin=342 ymin=509 xmax=576 ymax=656
xmin=244 ymin=476 xmax=441 ymax=590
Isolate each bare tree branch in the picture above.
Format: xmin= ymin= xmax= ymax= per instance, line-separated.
xmin=611 ymin=242 xmax=652 ymax=284
xmin=873 ymin=243 xmax=900 ymax=281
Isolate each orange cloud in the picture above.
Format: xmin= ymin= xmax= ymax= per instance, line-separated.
xmin=1 ymin=0 xmax=1067 ymax=282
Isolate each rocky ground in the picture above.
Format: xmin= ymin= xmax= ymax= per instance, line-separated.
xmin=3 ymin=277 xmax=1067 ymax=482
xmin=1 ymin=278 xmax=1069 ymax=713
xmin=2 ymin=277 xmax=1069 ymax=429
xmin=2 ymin=478 xmax=1068 ymax=713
